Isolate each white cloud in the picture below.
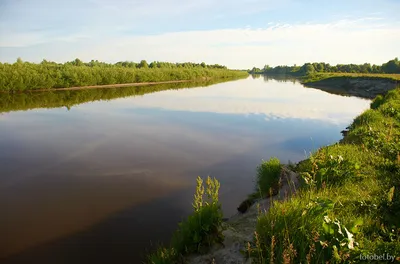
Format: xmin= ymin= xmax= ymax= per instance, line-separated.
xmin=81 ymin=19 xmax=400 ymax=68
xmin=1 ymin=18 xmax=399 ymax=68
xmin=83 ymin=78 xmax=371 ymax=126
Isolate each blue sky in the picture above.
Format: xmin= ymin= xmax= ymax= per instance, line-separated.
xmin=0 ymin=0 xmax=399 ymax=69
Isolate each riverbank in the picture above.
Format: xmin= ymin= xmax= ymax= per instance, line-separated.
xmin=0 ymin=60 xmax=249 ymax=92
xmin=302 ymin=73 xmax=400 ymax=99
xmin=147 ymin=86 xmax=400 ymax=263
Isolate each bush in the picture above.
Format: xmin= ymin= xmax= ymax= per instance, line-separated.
xmin=300 ymin=145 xmax=364 ymax=189
xmin=370 ymin=94 xmax=384 ymax=109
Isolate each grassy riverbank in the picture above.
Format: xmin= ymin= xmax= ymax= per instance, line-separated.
xmin=302 ymin=72 xmax=400 ymax=83
xmin=0 ymin=59 xmax=248 ymax=92
xmin=146 ymin=87 xmax=400 ymax=263
xmin=249 ymin=87 xmax=400 ymax=263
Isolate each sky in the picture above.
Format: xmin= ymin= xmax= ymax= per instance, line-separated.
xmin=0 ymin=0 xmax=399 ymax=69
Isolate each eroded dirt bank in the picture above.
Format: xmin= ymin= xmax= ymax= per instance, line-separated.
xmin=303 ymin=77 xmax=398 ymax=98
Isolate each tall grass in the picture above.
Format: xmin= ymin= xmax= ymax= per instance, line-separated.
xmin=256 ymin=157 xmax=282 ymax=198
xmin=146 ymin=176 xmax=223 ymax=264
xmin=238 ymin=158 xmax=282 ymax=213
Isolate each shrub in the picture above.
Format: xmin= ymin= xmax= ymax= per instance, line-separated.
xmin=256 ymin=157 xmax=282 ymax=197
xmin=370 ymin=94 xmax=384 ymax=109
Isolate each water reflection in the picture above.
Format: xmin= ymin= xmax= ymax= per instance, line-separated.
xmin=110 ymin=76 xmax=369 ymax=126
xmin=251 ymin=73 xmax=299 ymax=84
xmin=0 ymin=76 xmax=371 ymax=263
xmin=0 ymin=78 xmax=243 ymax=114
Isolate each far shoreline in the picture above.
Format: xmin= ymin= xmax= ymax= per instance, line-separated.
xmin=10 ymin=80 xmax=193 ymax=93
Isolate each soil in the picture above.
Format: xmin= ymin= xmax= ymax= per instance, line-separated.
xmin=303 ymin=77 xmax=399 ymax=99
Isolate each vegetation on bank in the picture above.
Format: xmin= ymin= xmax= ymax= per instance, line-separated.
xmin=146 ymin=176 xmax=224 ymax=264
xmin=0 ymin=77 xmax=244 ymax=113
xmin=0 ymin=58 xmax=248 ymax=92
xmin=245 ymin=88 xmax=400 ymax=263
xmin=238 ymin=157 xmax=283 ymax=214
xmin=250 ymin=58 xmax=400 ymax=91
xmin=249 ymin=58 xmax=400 ymax=75
xmin=302 ymin=72 xmax=400 ymax=84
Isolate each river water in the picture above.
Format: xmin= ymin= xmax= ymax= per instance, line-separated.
xmin=0 ymin=75 xmax=370 ymax=263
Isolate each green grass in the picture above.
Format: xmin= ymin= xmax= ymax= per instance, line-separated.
xmin=302 ymin=72 xmax=400 ymax=83
xmin=237 ymin=158 xmax=283 ymax=213
xmin=255 ymin=157 xmax=283 ymax=198
xmin=146 ymin=176 xmax=224 ymax=264
xmin=246 ymin=87 xmax=400 ymax=263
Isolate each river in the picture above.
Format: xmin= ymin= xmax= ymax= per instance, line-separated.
xmin=0 ymin=75 xmax=371 ymax=263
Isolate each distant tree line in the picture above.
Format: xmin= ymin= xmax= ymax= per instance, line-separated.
xmin=249 ymin=58 xmax=400 ymax=75
xmin=0 ymin=58 xmax=246 ymax=92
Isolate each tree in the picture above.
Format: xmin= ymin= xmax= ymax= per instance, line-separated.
xmin=72 ymin=58 xmax=84 ymax=66
xmin=263 ymin=65 xmax=271 ymax=72
xmin=316 ymin=63 xmax=324 ymax=72
xmin=382 ymin=59 xmax=400 ymax=73
xmin=138 ymin=60 xmax=148 ymax=68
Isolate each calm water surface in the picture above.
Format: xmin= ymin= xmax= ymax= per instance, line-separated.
xmin=0 ymin=76 xmax=370 ymax=263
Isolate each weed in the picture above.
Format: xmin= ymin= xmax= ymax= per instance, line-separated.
xmin=146 ymin=176 xmax=223 ymax=263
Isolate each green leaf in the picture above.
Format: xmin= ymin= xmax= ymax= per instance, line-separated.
xmin=388 ymin=186 xmax=395 ymax=203
xmin=322 ymin=222 xmax=335 ymax=235
xmin=350 ymin=219 xmax=364 ymax=233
